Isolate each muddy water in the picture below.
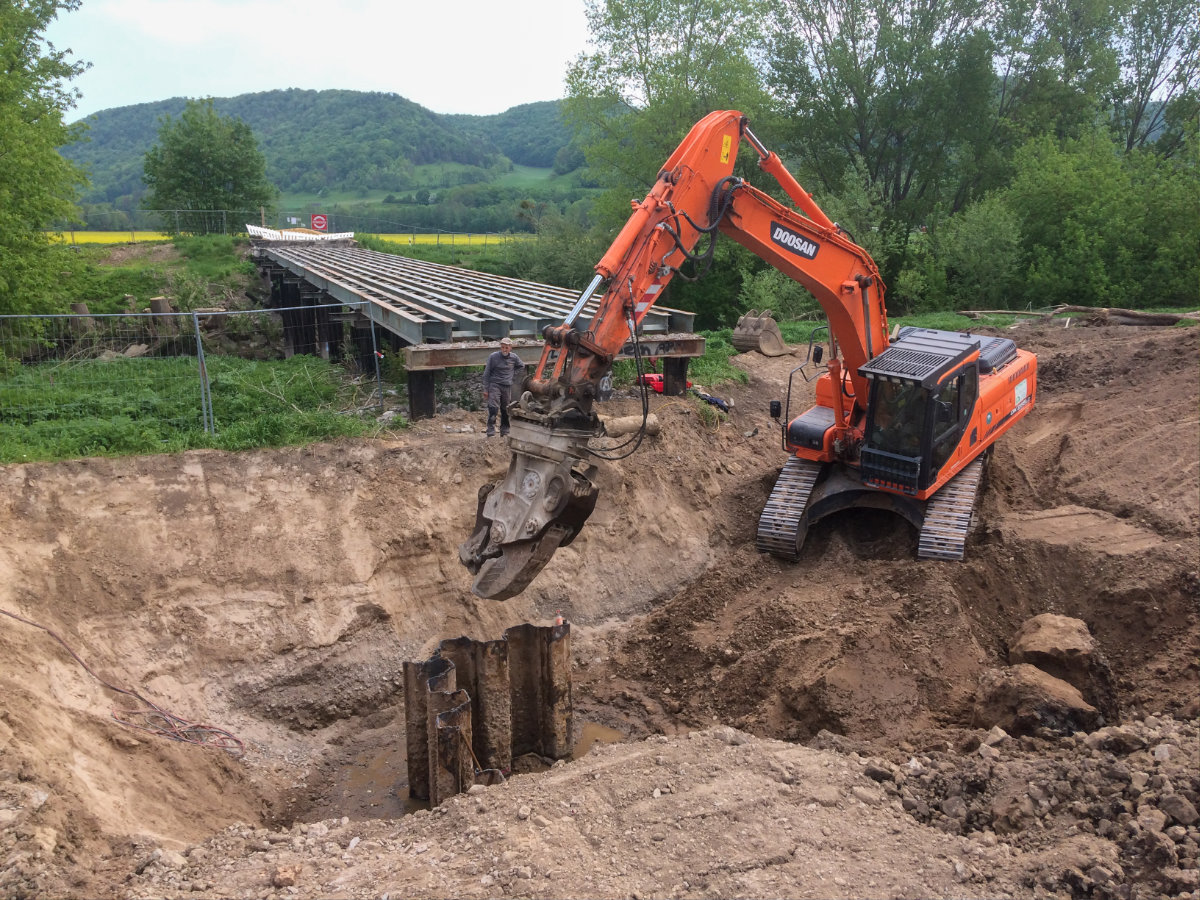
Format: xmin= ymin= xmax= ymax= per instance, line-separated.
xmin=333 ymin=744 xmax=414 ymax=820
xmin=572 ymin=721 xmax=624 ymax=758
xmin=321 ymin=721 xmax=623 ymax=822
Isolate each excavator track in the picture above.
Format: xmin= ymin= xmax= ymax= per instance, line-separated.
xmin=756 ymin=456 xmax=823 ymax=559
xmin=917 ymin=457 xmax=986 ymax=561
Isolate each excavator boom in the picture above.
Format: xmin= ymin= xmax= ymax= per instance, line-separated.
xmin=461 ymin=111 xmax=760 ymax=599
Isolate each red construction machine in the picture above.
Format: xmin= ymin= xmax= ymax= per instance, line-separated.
xmin=459 ymin=111 xmax=1037 ymax=600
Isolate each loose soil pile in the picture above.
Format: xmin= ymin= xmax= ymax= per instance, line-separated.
xmin=0 ymin=321 xmax=1196 ymax=900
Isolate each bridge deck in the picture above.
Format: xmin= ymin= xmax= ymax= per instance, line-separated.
xmin=251 ymin=240 xmax=705 ymax=419
xmin=254 ymin=243 xmax=696 ymax=345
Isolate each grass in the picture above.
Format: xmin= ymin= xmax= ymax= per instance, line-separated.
xmin=173 ymin=235 xmax=257 ymax=281
xmin=493 ymin=165 xmax=563 ymax=189
xmin=0 ymin=353 xmax=394 ymax=464
xmin=48 ymin=245 xmax=169 ymax=314
xmin=889 ymin=307 xmax=1199 ymax=329
xmin=40 ymin=236 xmax=258 ymax=315
xmin=889 ymin=311 xmax=1017 ymax=331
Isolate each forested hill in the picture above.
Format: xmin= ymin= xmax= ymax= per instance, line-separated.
xmin=442 ymin=102 xmax=572 ymax=169
xmin=61 ymin=89 xmax=573 ymax=204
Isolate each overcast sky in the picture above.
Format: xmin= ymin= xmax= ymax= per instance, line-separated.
xmin=46 ymin=0 xmax=593 ymax=122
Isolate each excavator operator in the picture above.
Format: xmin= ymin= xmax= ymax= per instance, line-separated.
xmin=868 ymin=381 xmax=926 ymax=457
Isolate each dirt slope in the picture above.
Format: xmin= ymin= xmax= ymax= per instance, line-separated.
xmin=0 ymin=321 xmax=1196 ymax=899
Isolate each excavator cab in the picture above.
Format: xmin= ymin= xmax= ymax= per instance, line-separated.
xmin=859 ymin=327 xmax=1005 ymax=495
xmin=861 ymin=374 xmax=974 ymax=493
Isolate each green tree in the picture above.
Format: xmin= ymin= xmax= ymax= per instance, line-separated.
xmin=990 ymin=0 xmax=1124 ymax=144
xmin=0 ymin=0 xmax=86 ymax=314
xmin=737 ymin=265 xmax=821 ymax=321
xmin=1126 ymin=148 xmax=1200 ymax=303
xmin=1108 ymin=0 xmax=1200 ymax=155
xmin=509 ymin=208 xmax=611 ymax=291
xmin=933 ymin=194 xmax=1024 ymax=311
xmin=766 ymin=0 xmax=999 ymax=282
xmin=564 ymin=0 xmax=773 ymax=226
xmin=142 ymin=98 xmax=276 ymax=235
xmin=562 ymin=0 xmax=774 ymax=326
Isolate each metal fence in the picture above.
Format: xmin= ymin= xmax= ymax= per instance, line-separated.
xmin=0 ymin=302 xmax=384 ymax=446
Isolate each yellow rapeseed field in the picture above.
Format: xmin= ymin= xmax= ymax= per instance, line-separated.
xmin=49 ymin=231 xmax=171 ymax=244
xmin=363 ymin=232 xmax=527 ymax=247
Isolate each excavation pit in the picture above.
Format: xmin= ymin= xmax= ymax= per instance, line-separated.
xmin=0 ymin=322 xmax=1196 ymax=898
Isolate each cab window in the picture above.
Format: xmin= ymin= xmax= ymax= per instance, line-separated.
xmin=931 ymin=367 xmax=978 ymax=471
xmin=866 ymin=380 xmax=927 ymax=458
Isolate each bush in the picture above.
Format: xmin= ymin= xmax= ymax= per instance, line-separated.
xmin=936 ymin=196 xmax=1023 ymax=311
xmin=999 ymin=133 xmax=1199 ymax=308
xmin=737 ymin=266 xmax=821 ymax=320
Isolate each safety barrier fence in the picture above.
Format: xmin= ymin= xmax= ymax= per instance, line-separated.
xmin=0 ymin=303 xmax=384 ymax=456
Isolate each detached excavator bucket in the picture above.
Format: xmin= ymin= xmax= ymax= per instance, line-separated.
xmin=731 ymin=309 xmax=794 ymax=357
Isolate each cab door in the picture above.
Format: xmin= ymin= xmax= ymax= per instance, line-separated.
xmin=930 ymin=365 xmax=979 ymax=477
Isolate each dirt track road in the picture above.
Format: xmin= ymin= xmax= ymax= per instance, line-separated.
xmin=0 ymin=321 xmax=1197 ymax=899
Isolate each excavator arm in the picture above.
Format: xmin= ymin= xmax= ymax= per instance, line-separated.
xmin=459 ymin=111 xmax=892 ymax=599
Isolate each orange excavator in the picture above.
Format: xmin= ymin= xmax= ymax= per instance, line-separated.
xmin=459 ymin=111 xmax=1037 ymax=600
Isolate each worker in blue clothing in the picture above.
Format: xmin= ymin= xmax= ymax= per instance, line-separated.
xmin=481 ymin=337 xmax=526 ymax=437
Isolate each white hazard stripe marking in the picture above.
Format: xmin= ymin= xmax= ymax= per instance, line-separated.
xmin=635 ymin=284 xmax=662 ymax=315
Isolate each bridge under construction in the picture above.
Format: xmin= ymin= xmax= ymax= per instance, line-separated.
xmin=249 ymin=232 xmax=705 ymax=418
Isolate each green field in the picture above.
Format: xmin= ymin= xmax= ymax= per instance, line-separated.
xmin=494 ymin=164 xmax=574 ymax=189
